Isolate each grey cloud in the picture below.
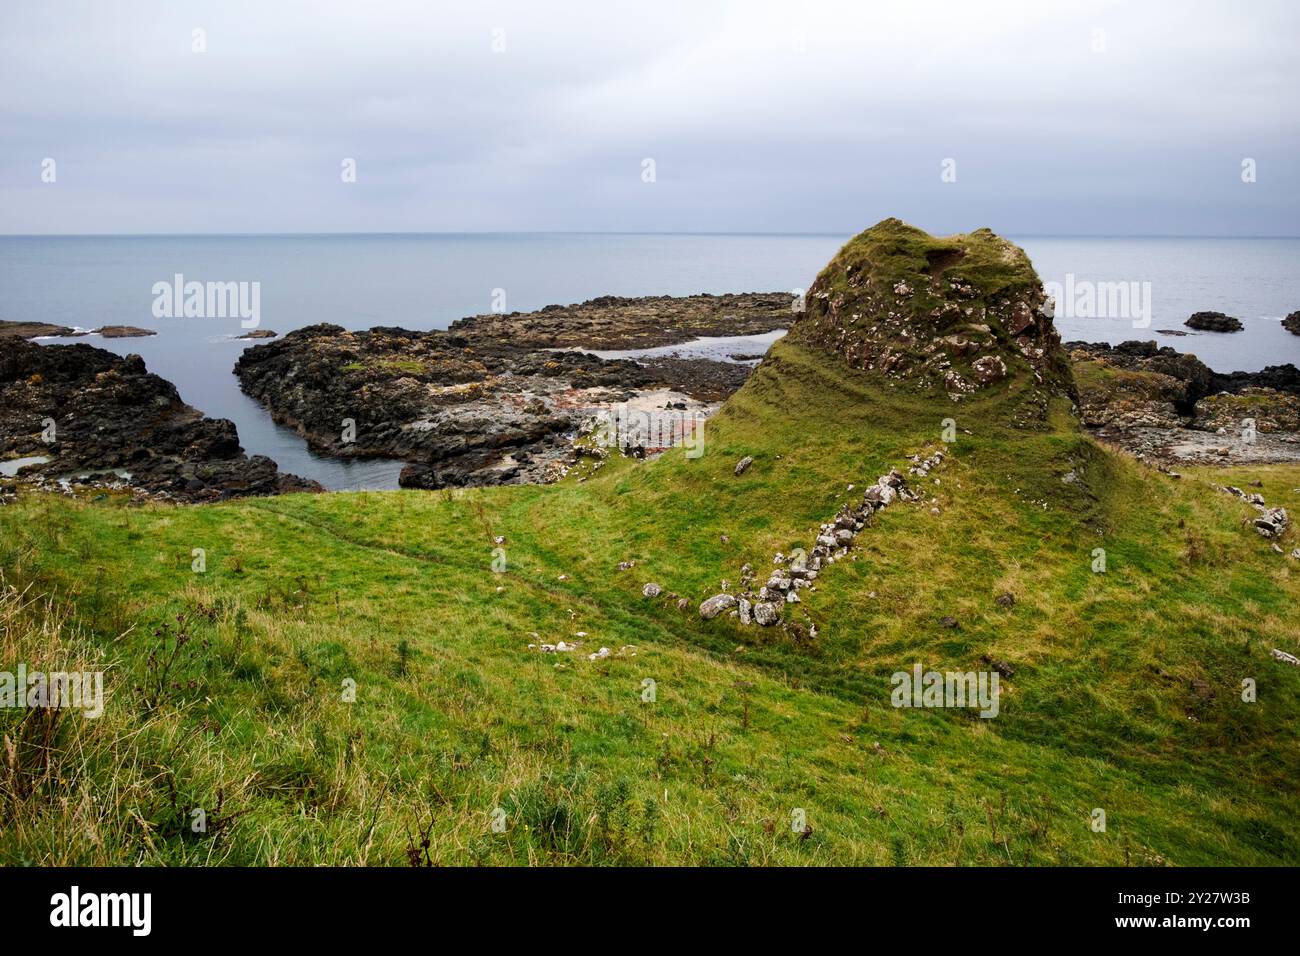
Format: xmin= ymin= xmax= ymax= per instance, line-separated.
xmin=1 ymin=0 xmax=1296 ymax=235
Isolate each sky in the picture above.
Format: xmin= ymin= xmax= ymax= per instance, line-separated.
xmin=1 ymin=0 xmax=1297 ymax=236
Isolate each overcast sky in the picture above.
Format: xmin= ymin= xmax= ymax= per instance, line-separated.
xmin=1 ymin=0 xmax=1296 ymax=236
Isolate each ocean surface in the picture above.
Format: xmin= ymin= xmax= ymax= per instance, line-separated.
xmin=1 ymin=233 xmax=1297 ymax=489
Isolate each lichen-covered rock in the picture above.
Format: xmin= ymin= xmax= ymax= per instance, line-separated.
xmin=699 ymin=593 xmax=737 ymax=619
xmin=752 ymin=602 xmax=781 ymax=626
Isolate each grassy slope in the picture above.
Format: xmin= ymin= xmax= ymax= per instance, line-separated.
xmin=2 ymin=339 xmax=1298 ymax=865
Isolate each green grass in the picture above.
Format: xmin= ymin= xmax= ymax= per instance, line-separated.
xmin=2 ymin=339 xmax=1298 ymax=865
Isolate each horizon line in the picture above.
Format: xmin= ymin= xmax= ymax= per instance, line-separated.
xmin=1 ymin=230 xmax=1298 ymax=241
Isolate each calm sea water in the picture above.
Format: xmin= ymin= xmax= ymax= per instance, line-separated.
xmin=1 ymin=234 xmax=1297 ymax=489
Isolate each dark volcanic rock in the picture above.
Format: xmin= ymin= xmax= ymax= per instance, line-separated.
xmin=449 ymin=292 xmax=791 ymax=350
xmin=0 ymin=320 xmax=80 ymax=339
xmin=235 ymin=296 xmax=782 ymax=489
xmin=1184 ymin=311 xmax=1243 ymax=333
xmin=0 ymin=338 xmax=319 ymax=501
xmin=1282 ymin=311 xmax=1300 ymax=336
xmin=95 ymin=326 xmax=156 ymax=339
xmin=0 ymin=321 xmax=156 ymax=340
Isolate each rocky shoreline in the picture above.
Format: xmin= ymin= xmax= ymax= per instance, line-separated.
xmin=4 ymin=285 xmax=1298 ymax=500
xmin=1067 ymin=339 xmax=1300 ymax=463
xmin=233 ymin=294 xmax=790 ymax=488
xmin=0 ymin=337 xmax=319 ymax=502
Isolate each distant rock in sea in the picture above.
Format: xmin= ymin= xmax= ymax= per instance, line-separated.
xmin=1184 ymin=311 xmax=1243 ymax=332
xmin=0 ymin=320 xmax=155 ymax=340
xmin=95 ymin=325 xmax=156 ymax=338
xmin=1283 ymin=311 xmax=1300 ymax=336
xmin=0 ymin=320 xmax=80 ymax=339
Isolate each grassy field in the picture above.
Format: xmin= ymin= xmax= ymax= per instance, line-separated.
xmin=2 ymin=338 xmax=1298 ymax=865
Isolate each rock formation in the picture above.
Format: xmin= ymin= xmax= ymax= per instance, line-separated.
xmin=235 ymin=294 xmax=790 ymax=489
xmin=1067 ymin=339 xmax=1300 ymax=462
xmin=0 ymin=338 xmax=319 ymax=501
xmin=783 ymin=218 xmax=1075 ymax=411
xmin=1185 ymin=311 xmax=1243 ymax=333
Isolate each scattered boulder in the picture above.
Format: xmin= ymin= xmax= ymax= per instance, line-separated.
xmin=734 ymin=455 xmax=754 ymax=476
xmin=699 ymin=593 xmax=737 ymax=619
xmin=1254 ymin=507 xmax=1289 ymax=538
xmin=995 ymin=592 xmax=1015 ymax=608
xmin=642 ymin=582 xmax=662 ymax=598
xmin=981 ymin=655 xmax=1015 ymax=678
xmin=752 ymin=602 xmax=781 ymax=626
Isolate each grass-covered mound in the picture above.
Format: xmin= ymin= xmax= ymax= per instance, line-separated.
xmin=3 ymin=336 xmax=1298 ymax=865
xmin=786 ymin=218 xmax=1076 ymax=411
xmin=2 ymin=223 xmax=1298 ymax=866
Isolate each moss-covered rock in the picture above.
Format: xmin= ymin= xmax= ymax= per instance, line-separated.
xmin=784 ymin=219 xmax=1075 ymax=407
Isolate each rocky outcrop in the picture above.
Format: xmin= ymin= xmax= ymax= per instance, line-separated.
xmin=1066 ymin=340 xmax=1300 ymax=463
xmin=1185 ymin=311 xmax=1243 ymax=333
xmin=0 ymin=320 xmax=155 ymax=340
xmin=0 ymin=338 xmax=319 ymax=502
xmin=784 ymin=219 xmax=1075 ymax=412
xmin=94 ymin=326 xmax=156 ymax=338
xmin=1283 ymin=312 xmax=1300 ymax=336
xmin=448 ymin=292 xmax=790 ymax=350
xmin=235 ymin=295 xmax=786 ymax=489
xmin=1193 ymin=389 xmax=1300 ymax=433
xmin=0 ymin=320 xmax=79 ymax=339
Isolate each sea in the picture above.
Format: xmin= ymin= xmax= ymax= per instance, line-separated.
xmin=1 ymin=233 xmax=1297 ymax=490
